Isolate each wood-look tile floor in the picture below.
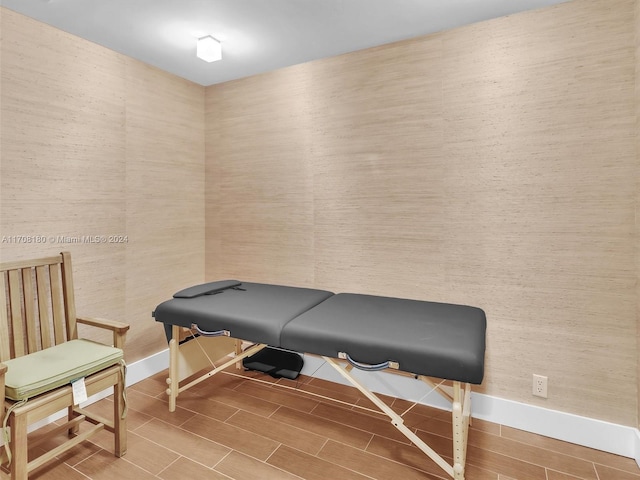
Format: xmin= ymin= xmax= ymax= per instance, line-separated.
xmin=28 ymin=368 xmax=640 ymax=480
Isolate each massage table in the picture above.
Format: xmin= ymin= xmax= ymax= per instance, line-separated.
xmin=153 ymin=280 xmax=486 ymax=480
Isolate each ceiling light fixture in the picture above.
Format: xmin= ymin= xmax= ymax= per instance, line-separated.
xmin=196 ymin=35 xmax=222 ymax=62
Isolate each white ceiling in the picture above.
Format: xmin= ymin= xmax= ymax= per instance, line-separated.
xmin=1 ymin=0 xmax=571 ymax=86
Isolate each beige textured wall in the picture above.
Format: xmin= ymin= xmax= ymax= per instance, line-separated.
xmin=205 ymin=70 xmax=316 ymax=285
xmin=205 ymin=0 xmax=639 ymax=426
xmin=0 ymin=8 xmax=206 ymax=362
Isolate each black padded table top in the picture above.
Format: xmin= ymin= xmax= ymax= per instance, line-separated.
xmin=154 ymin=281 xmax=334 ymax=347
xmin=154 ymin=281 xmax=486 ymax=384
xmin=280 ymin=293 xmax=486 ymax=384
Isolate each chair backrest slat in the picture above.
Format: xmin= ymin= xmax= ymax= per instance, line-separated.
xmin=61 ymin=252 xmax=78 ymax=341
xmin=0 ymin=274 xmax=10 ymax=361
xmin=36 ymin=265 xmax=52 ymax=350
xmin=22 ymin=268 xmax=39 ymax=354
xmin=7 ymin=269 xmax=25 ymax=358
xmin=48 ymin=262 xmax=67 ymax=345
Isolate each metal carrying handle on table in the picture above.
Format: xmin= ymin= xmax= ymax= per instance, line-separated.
xmin=191 ymin=323 xmax=230 ymax=337
xmin=338 ymin=352 xmax=399 ymax=371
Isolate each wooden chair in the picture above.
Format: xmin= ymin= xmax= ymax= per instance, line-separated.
xmin=0 ymin=252 xmax=129 ymax=479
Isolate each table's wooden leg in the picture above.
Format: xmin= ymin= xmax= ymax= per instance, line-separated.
xmin=166 ymin=325 xmax=180 ymax=412
xmin=235 ymin=340 xmax=243 ymax=369
xmin=452 ymin=381 xmax=471 ymax=479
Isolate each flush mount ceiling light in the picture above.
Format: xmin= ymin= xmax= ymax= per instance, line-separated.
xmin=196 ymin=35 xmax=222 ymax=62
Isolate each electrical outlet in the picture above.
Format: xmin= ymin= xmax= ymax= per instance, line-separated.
xmin=533 ymin=374 xmax=548 ymax=398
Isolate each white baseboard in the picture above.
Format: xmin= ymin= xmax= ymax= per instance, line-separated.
xmin=470 ymin=393 xmax=637 ymax=458
xmin=23 ymin=348 xmax=640 ymax=465
xmin=126 ymin=348 xmax=170 ymax=386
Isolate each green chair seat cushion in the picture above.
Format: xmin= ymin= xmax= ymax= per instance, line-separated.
xmin=3 ymin=339 xmax=124 ymax=401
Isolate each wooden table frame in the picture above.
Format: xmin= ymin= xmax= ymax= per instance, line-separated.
xmin=164 ymin=325 xmax=472 ymax=480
